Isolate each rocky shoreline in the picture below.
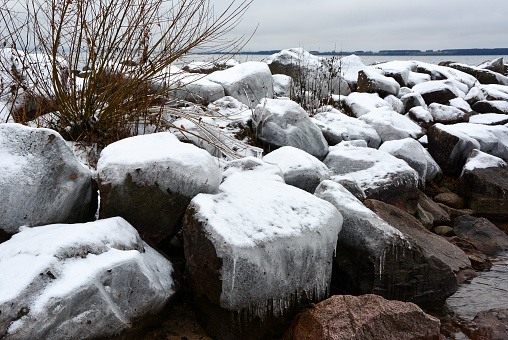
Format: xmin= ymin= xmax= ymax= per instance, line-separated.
xmin=1 ymin=48 xmax=508 ymax=339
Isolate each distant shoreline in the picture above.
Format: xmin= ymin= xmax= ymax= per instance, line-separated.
xmin=205 ymin=48 xmax=508 ymax=57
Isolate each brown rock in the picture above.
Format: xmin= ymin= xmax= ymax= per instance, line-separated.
xmin=434 ymin=192 xmax=465 ymax=209
xmin=364 ymin=199 xmax=473 ymax=288
xmin=447 ymin=236 xmax=492 ymax=271
xmin=434 ymin=225 xmax=454 ymax=237
xmin=437 ymin=203 xmax=474 ymax=221
xmin=472 ymin=308 xmax=508 ymax=340
xmin=418 ymin=190 xmax=451 ymax=226
xmin=453 ymin=215 xmax=508 ymax=256
xmin=427 ymin=124 xmax=480 ymax=176
xmin=283 ymin=294 xmax=441 ymax=340
xmin=457 ymin=161 xmax=508 ymax=218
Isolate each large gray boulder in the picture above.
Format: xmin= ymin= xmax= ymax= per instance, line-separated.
xmin=97 ymin=132 xmax=221 ymax=244
xmin=411 ymin=80 xmax=459 ymax=105
xmin=428 ymin=103 xmax=470 ymax=124
xmin=207 ymin=61 xmax=274 ymax=107
xmin=449 ymin=63 xmax=508 ymax=85
xmin=311 ymin=106 xmax=382 ymax=148
xmin=357 ymin=69 xmax=400 ymax=97
xmin=253 ymin=98 xmax=329 ymax=159
xmin=340 ymin=92 xmax=392 ymax=118
xmin=0 ymin=217 xmax=175 ymax=339
xmin=324 ymin=143 xmax=420 ymax=213
xmin=358 ymin=108 xmax=424 ymax=142
xmin=457 ymin=149 xmax=508 ymax=218
xmin=427 ymin=123 xmax=481 ymax=175
xmin=0 ymin=124 xmax=97 ymax=235
xmin=263 ymin=146 xmax=331 ymax=193
xmin=170 ymin=72 xmax=226 ymax=104
xmin=453 ymin=215 xmax=508 ymax=255
xmin=315 ymin=181 xmax=462 ymax=303
xmin=379 ymin=138 xmax=442 ymax=184
xmin=183 ymin=169 xmax=342 ymax=340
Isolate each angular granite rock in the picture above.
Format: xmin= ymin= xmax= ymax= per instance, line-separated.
xmin=0 ymin=217 xmax=175 ymax=339
xmin=183 ymin=170 xmax=342 ymax=340
xmin=98 ymin=132 xmax=221 ymax=244
xmin=0 ymin=124 xmax=97 ymax=235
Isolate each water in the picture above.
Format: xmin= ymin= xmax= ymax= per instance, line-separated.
xmin=181 ymin=53 xmax=508 ymax=67
xmin=426 ymin=251 xmax=508 ymax=339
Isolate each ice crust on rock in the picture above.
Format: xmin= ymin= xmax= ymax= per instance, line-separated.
xmin=97 ymin=132 xmax=221 ymax=197
xmin=311 ymin=106 xmax=381 ymax=148
xmin=263 ymin=146 xmax=331 ymax=193
xmin=379 ymin=138 xmax=441 ymax=184
xmin=0 ymin=217 xmax=175 ymax=339
xmin=206 ymin=61 xmax=274 ymax=107
xmin=253 ymin=98 xmax=329 ymax=159
xmin=358 ymin=108 xmax=424 ymax=142
xmin=324 ymin=143 xmax=419 ymax=195
xmin=0 ymin=124 xmax=96 ymax=234
xmin=189 ymin=170 xmax=342 ymax=317
xmin=341 ymin=92 xmax=392 ymax=117
xmin=437 ymin=123 xmax=508 ymax=162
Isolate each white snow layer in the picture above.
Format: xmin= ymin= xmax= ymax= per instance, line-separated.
xmin=189 ymin=171 xmax=342 ymax=316
xmin=463 ymin=150 xmax=507 ymax=171
xmin=0 ymin=217 xmax=174 ymax=319
xmin=97 ymin=132 xmax=221 ymax=197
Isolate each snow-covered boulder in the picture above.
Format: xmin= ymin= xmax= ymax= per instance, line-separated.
xmin=407 ymin=71 xmax=432 ymax=87
xmin=272 ymin=74 xmax=292 ymax=98
xmin=253 ymin=98 xmax=329 ymax=159
xmin=478 ymin=57 xmax=505 ymax=74
xmin=411 ymin=80 xmax=459 ymax=105
xmin=263 ymin=48 xmax=326 ymax=78
xmin=207 ymin=61 xmax=274 ymax=107
xmin=97 ymin=132 xmax=221 ymax=244
xmin=0 ymin=217 xmax=175 ymax=339
xmin=379 ymin=138 xmax=441 ymax=184
xmin=263 ymin=146 xmax=331 ymax=193
xmin=183 ymin=170 xmax=342 ymax=339
xmin=457 ymin=149 xmax=508 ymax=217
xmin=415 ymin=61 xmax=478 ymax=89
xmin=400 ymin=91 xmax=428 ymax=112
xmin=340 ymin=92 xmax=393 ymax=118
xmin=478 ymin=84 xmax=508 ymax=101
xmin=0 ymin=124 xmax=97 ymax=235
xmin=427 ymin=123 xmax=481 ymax=175
xmin=358 ymin=108 xmax=424 ymax=142
xmin=449 ymin=63 xmax=508 ymax=85
xmin=469 ymin=113 xmax=508 ymax=125
xmin=357 ymin=69 xmax=400 ymax=97
xmin=170 ymin=73 xmax=225 ymax=104
xmin=428 ymin=103 xmax=470 ymax=124
xmin=315 ymin=181 xmax=461 ymax=303
xmin=311 ymin=107 xmax=381 ymax=148
xmin=472 ymin=100 xmax=508 ymax=114
xmin=336 ymin=54 xmax=368 ymax=90
xmin=384 ymin=95 xmax=405 ymax=114
xmin=324 ymin=143 xmax=420 ymax=213
xmin=373 ymin=60 xmax=416 ymax=87
xmin=407 ymin=106 xmax=433 ymax=129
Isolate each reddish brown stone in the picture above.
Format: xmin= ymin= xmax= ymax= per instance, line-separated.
xmin=283 ymin=294 xmax=441 ymax=340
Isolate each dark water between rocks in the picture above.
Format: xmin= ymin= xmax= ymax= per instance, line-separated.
xmin=427 ymin=250 xmax=508 ymax=339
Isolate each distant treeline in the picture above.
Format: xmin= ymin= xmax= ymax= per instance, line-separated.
xmin=211 ymin=48 xmax=508 ymax=56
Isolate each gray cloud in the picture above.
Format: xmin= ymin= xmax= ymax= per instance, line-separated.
xmin=220 ymin=0 xmax=508 ymax=52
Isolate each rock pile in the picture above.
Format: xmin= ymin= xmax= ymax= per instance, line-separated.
xmin=1 ymin=48 xmax=508 ymax=339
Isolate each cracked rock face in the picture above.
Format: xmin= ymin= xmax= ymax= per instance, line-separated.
xmin=0 ymin=217 xmax=175 ymax=340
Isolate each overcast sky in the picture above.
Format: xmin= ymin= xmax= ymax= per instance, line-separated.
xmin=217 ymin=0 xmax=508 ymax=52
